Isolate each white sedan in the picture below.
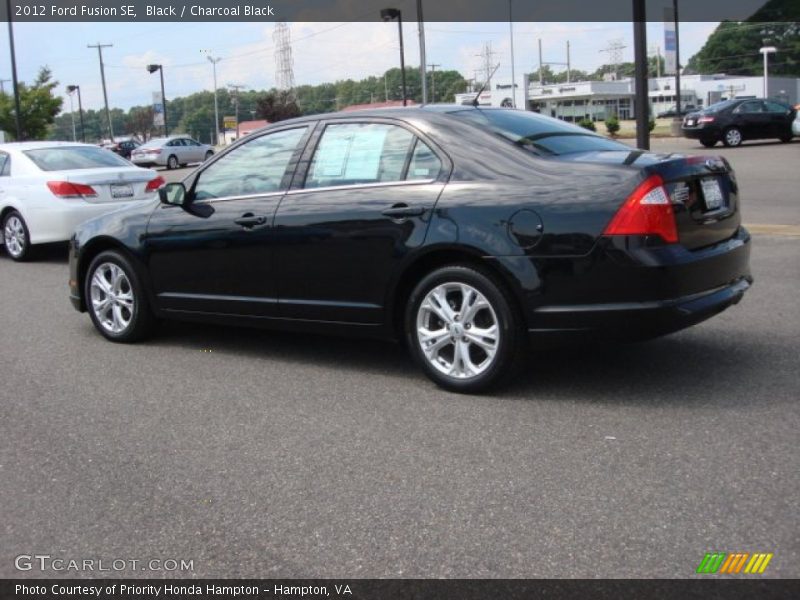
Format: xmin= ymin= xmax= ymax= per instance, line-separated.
xmin=0 ymin=142 xmax=163 ymax=261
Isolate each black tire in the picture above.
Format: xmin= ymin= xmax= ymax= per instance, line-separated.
xmin=700 ymin=139 xmax=717 ymax=148
xmin=205 ymin=150 xmax=214 ymax=161
xmin=722 ymin=127 xmax=743 ymax=147
xmin=779 ymin=135 xmax=792 ymax=143
xmin=167 ymin=154 xmax=178 ymax=170
xmin=85 ymin=250 xmax=156 ymax=343
xmin=405 ymin=264 xmax=525 ymax=393
xmin=2 ymin=210 xmax=33 ymax=262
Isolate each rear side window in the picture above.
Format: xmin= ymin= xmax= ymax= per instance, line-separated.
xmin=304 ymin=123 xmax=437 ymax=189
xmin=449 ymin=109 xmax=630 ymax=156
xmin=0 ymin=152 xmax=10 ymax=176
xmin=24 ymin=146 xmax=130 ymax=171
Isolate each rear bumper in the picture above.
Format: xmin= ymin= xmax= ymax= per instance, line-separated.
xmin=682 ymin=126 xmax=719 ymax=141
xmin=21 ymin=201 xmax=143 ymax=245
xmin=528 ymin=275 xmax=751 ymax=343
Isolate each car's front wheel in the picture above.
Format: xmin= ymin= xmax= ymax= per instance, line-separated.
xmin=700 ymin=139 xmax=717 ymax=148
xmin=85 ymin=250 xmax=155 ymax=343
xmin=723 ymin=127 xmax=743 ymax=147
xmin=3 ymin=210 xmax=32 ymax=261
xmin=205 ymin=150 xmax=214 ymax=161
xmin=405 ymin=265 xmax=524 ymax=393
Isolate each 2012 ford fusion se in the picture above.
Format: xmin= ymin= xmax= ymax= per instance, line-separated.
xmin=68 ymin=106 xmax=752 ymax=392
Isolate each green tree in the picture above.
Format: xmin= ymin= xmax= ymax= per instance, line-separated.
xmin=255 ymin=90 xmax=301 ymax=122
xmin=0 ymin=67 xmax=63 ymax=140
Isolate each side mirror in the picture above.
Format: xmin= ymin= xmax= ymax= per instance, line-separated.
xmin=159 ymin=182 xmax=187 ymax=206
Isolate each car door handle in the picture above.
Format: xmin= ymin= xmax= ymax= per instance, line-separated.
xmin=381 ymin=204 xmax=427 ymax=218
xmin=234 ymin=214 xmax=268 ymax=228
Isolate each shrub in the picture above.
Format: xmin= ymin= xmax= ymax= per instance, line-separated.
xmin=648 ymin=117 xmax=656 ymax=132
xmin=577 ymin=118 xmax=596 ymax=131
xmin=605 ymin=115 xmax=620 ymax=136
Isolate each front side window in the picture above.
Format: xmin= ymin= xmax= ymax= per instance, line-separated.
xmin=305 ymin=123 xmax=428 ymax=189
xmin=736 ymin=101 xmax=763 ymax=114
xmin=193 ymin=127 xmax=308 ymax=200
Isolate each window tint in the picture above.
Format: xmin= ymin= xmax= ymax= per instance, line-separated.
xmin=193 ymin=127 xmax=307 ymax=200
xmin=407 ymin=139 xmax=441 ymax=180
xmin=305 ymin=123 xmax=416 ymax=189
xmin=449 ymin=109 xmax=630 ymax=156
xmin=764 ymin=101 xmax=789 ymax=114
xmin=24 ymin=146 xmax=131 ymax=171
xmin=737 ymin=101 xmax=763 ymax=114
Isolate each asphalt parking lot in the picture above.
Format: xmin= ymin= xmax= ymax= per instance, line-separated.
xmin=1 ymin=138 xmax=798 ymax=579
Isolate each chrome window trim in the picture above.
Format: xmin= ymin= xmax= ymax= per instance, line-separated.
xmin=286 ymin=178 xmax=436 ymax=196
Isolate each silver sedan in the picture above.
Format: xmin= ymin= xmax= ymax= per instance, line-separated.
xmin=131 ymin=136 xmax=214 ymax=170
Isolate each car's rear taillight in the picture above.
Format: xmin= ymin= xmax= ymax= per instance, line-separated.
xmin=46 ymin=181 xmax=98 ymax=198
xmin=603 ymin=174 xmax=678 ymax=244
xmin=145 ymin=176 xmax=165 ymax=192
xmin=147 ymin=149 xmax=161 ymax=154
xmin=698 ymin=116 xmax=715 ymax=123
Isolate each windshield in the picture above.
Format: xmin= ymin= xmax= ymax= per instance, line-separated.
xmin=24 ymin=146 xmax=131 ymax=171
xmin=449 ymin=109 xmax=630 ymax=156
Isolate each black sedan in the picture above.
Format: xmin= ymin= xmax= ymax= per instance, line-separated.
xmin=68 ymin=106 xmax=752 ymax=392
xmin=682 ymin=98 xmax=796 ymax=147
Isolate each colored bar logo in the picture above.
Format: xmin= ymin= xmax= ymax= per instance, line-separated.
xmin=696 ymin=552 xmax=773 ymax=574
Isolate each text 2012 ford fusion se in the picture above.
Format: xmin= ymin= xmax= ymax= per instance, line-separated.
xmin=68 ymin=106 xmax=752 ymax=392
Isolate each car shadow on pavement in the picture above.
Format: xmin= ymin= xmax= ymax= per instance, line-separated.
xmin=143 ymin=319 xmax=776 ymax=406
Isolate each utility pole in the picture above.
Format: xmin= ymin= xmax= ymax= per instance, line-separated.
xmin=673 ymin=0 xmax=681 ymax=117
xmin=427 ymin=63 xmax=440 ymax=103
xmin=7 ymin=0 xmax=23 ymax=140
xmin=88 ymin=43 xmax=114 ymax=140
xmin=228 ymin=83 xmax=245 ymax=141
xmin=203 ymin=51 xmax=222 ymax=145
xmin=538 ymin=39 xmax=543 ymax=84
xmin=566 ymin=41 xmax=571 ymax=83
xmin=633 ymin=0 xmax=650 ymax=150
xmin=509 ymin=0 xmax=516 ymax=107
xmin=416 ymin=0 xmax=427 ymax=104
xmin=476 ymin=42 xmax=496 ymax=93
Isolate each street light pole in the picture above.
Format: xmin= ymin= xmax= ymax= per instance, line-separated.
xmin=381 ymin=8 xmax=407 ymax=106
xmin=67 ymin=85 xmax=85 ymax=143
xmin=147 ymin=64 xmax=168 ymax=136
xmin=416 ymin=0 xmax=427 ymax=104
xmin=68 ymin=91 xmax=76 ymax=141
xmin=203 ymin=51 xmax=222 ymax=145
xmin=6 ymin=0 xmax=23 ymax=140
xmin=760 ymin=46 xmax=777 ymax=98
xmin=88 ymin=42 xmax=114 ymax=141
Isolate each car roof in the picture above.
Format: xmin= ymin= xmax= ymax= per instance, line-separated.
xmin=0 ymin=141 xmax=103 ymax=151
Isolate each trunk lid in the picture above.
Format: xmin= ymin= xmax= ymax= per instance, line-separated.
xmin=560 ymin=150 xmax=741 ymax=250
xmin=52 ymin=167 xmax=159 ymax=204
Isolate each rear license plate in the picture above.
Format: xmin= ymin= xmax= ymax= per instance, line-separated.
xmin=110 ymin=183 xmax=134 ymax=199
xmin=685 ymin=119 xmax=696 ymax=126
xmin=701 ymin=178 xmax=723 ymax=210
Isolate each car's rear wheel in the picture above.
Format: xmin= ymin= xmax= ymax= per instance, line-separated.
xmin=167 ymin=155 xmax=178 ymax=170
xmin=700 ymin=139 xmax=717 ymax=148
xmin=3 ymin=210 xmax=32 ymax=262
xmin=85 ymin=250 xmax=155 ymax=343
xmin=723 ymin=127 xmax=743 ymax=147
xmin=405 ymin=265 xmax=524 ymax=393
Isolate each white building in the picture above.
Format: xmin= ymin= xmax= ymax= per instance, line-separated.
xmin=458 ymin=74 xmax=800 ymax=122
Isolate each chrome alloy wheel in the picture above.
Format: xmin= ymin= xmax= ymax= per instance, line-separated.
xmin=4 ymin=215 xmax=26 ymax=258
xmin=725 ymin=128 xmax=742 ymax=146
xmin=416 ymin=282 xmax=500 ymax=380
xmin=90 ymin=263 xmax=135 ymax=334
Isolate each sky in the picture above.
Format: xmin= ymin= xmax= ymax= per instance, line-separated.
xmin=0 ymin=21 xmax=720 ymax=112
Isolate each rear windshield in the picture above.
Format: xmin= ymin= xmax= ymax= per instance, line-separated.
xmin=449 ymin=109 xmax=630 ymax=156
xmin=140 ymin=139 xmax=167 ymax=149
xmin=24 ymin=146 xmax=130 ymax=171
xmin=703 ymin=100 xmax=739 ymax=113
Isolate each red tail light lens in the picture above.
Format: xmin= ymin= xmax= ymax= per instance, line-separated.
xmin=698 ymin=116 xmax=715 ymax=123
xmin=47 ymin=181 xmax=98 ymax=198
xmin=603 ymin=174 xmax=678 ymax=244
xmin=145 ymin=176 xmax=165 ymax=192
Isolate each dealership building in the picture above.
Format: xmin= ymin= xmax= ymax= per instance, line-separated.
xmin=457 ymin=74 xmax=800 ymax=121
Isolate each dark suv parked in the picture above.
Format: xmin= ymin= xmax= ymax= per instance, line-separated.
xmin=682 ymin=98 xmax=795 ymax=147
